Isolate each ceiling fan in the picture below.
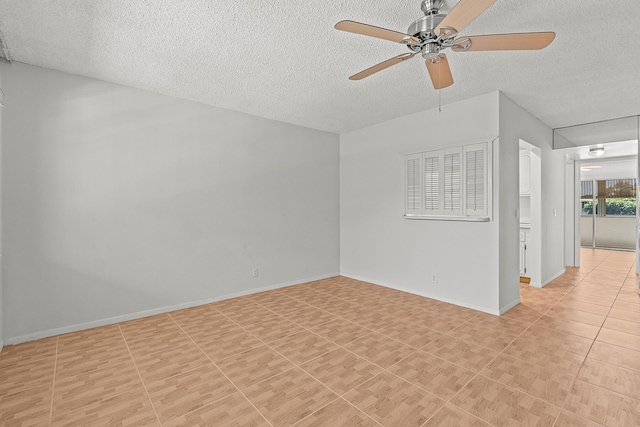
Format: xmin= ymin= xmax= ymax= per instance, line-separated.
xmin=335 ymin=0 xmax=555 ymax=89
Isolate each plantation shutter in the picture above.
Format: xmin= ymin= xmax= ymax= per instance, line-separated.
xmin=464 ymin=143 xmax=488 ymax=217
xmin=443 ymin=148 xmax=462 ymax=215
xmin=424 ymin=151 xmax=442 ymax=215
xmin=404 ymin=140 xmax=491 ymax=220
xmin=406 ymin=153 xmax=423 ymax=215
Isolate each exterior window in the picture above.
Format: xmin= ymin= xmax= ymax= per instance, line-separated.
xmin=580 ymin=178 xmax=636 ymax=217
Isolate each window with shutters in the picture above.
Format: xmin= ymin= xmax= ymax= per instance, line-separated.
xmin=404 ymin=141 xmax=491 ymax=221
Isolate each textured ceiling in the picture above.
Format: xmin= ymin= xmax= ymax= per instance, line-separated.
xmin=1 ymin=0 xmax=639 ymax=134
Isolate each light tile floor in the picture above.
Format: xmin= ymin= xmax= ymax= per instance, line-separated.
xmin=0 ymin=249 xmax=638 ymax=426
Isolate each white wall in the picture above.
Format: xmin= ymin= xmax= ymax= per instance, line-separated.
xmin=499 ymin=93 xmax=565 ymax=292
xmin=2 ymin=63 xmax=340 ymax=343
xmin=340 ymin=92 xmax=502 ymax=314
xmin=580 ymin=216 xmax=636 ymax=250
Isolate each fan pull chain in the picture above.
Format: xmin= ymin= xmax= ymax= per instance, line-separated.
xmin=438 ymin=57 xmax=442 ymax=113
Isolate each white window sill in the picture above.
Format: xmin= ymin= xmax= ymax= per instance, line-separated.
xmin=404 ymin=215 xmax=491 ymax=222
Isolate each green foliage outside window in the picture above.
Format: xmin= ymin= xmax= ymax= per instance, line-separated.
xmin=605 ymin=198 xmax=637 ymax=216
xmin=581 ymin=198 xmax=636 ymax=216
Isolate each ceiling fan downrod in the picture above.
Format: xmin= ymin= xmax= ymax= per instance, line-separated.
xmin=421 ymin=0 xmax=444 ymax=15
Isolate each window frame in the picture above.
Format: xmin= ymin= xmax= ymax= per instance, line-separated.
xmin=404 ymin=140 xmax=493 ymax=222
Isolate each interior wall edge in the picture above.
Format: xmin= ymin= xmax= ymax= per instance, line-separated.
xmin=499 ymin=298 xmax=521 ymax=315
xmin=340 ymin=273 xmax=501 ymax=316
xmin=3 ymin=271 xmax=340 ymax=346
xmin=540 ymin=268 xmax=567 ymax=288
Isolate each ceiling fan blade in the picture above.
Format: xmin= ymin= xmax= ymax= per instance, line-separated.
xmin=436 ymin=0 xmax=496 ymax=34
xmin=425 ymin=54 xmax=454 ymax=89
xmin=349 ymin=53 xmax=416 ymax=80
xmin=452 ymin=32 xmax=556 ymax=51
xmin=335 ymin=20 xmax=420 ymax=45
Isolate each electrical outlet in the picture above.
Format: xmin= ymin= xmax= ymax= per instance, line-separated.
xmin=252 ymin=268 xmax=258 ymax=278
xmin=431 ymin=273 xmax=438 ymax=284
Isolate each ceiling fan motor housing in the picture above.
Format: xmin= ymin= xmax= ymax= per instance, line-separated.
xmin=408 ymin=14 xmax=446 ymax=40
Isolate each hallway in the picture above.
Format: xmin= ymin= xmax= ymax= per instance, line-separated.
xmin=513 ymin=248 xmax=639 ymax=425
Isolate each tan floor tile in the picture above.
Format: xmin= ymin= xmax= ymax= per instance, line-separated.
xmin=517 ymin=325 xmax=594 ymax=356
xmin=423 ymin=404 xmax=491 ymax=427
xmin=608 ymin=307 xmax=640 ymax=324
xmin=243 ymin=315 xmax=306 ymax=343
xmin=53 ymin=360 xmax=143 ymax=414
xmin=210 ymin=297 xmax=260 ymax=315
xmin=602 ymin=316 xmax=640 ymax=337
xmin=216 ymin=345 xmax=295 ymax=389
xmin=179 ymin=316 xmax=245 ymax=343
xmin=555 ymin=300 xmax=613 ymax=316
xmin=374 ymin=320 xmax=442 ymax=348
xmin=244 ymin=368 xmax=337 ymax=426
xmin=545 ymin=306 xmax=606 ymax=327
xmin=132 ymin=341 xmax=211 ymax=383
xmin=562 ymin=293 xmax=614 ymax=307
xmin=389 ymin=351 xmax=476 ymax=399
xmin=448 ymin=320 xmax=524 ymax=352
xmin=554 ymin=410 xmax=605 ymax=427
xmin=0 ymin=386 xmax=52 ymax=426
xmin=167 ymin=304 xmax=220 ymax=327
xmin=125 ymin=328 xmax=194 ymax=359
xmin=269 ymin=331 xmax=337 ymax=365
xmin=300 ymin=347 xmax=383 ymax=395
xmin=222 ymin=305 xmax=281 ymax=326
xmin=578 ymin=358 xmax=640 ymax=399
xmin=146 ymin=364 xmax=237 ymax=423
xmin=281 ymin=306 xmax=338 ymax=329
xmin=341 ymin=308 xmax=395 ymax=330
xmin=503 ymin=337 xmax=586 ymax=376
xmin=596 ymin=328 xmax=640 ymax=352
xmin=416 ymin=313 xmax=470 ymax=334
xmin=450 ymin=376 xmax=560 ymax=426
xmin=613 ymin=300 xmax=640 ymax=315
xmin=163 ymin=392 xmax=269 ymax=427
xmin=51 ymin=389 xmax=159 ymax=427
xmin=343 ymin=372 xmax=444 ymax=427
xmin=342 ymin=332 xmax=415 ymax=369
xmin=55 ymin=339 xmax=132 ymax=376
xmin=254 ymin=295 xmax=312 ymax=316
xmin=170 ymin=308 xmax=236 ymax=333
xmin=0 ymin=356 xmax=55 ymax=396
xmin=119 ymin=314 xmax=175 ymax=340
xmin=0 ymin=337 xmax=58 ymax=369
xmin=588 ymin=341 xmax=640 ymax=372
xmin=501 ymin=303 xmax=545 ymax=324
xmin=295 ymin=398 xmax=379 ymax=427
xmin=480 ymin=354 xmax=575 ymax=406
xmin=315 ymin=298 xmax=360 ymax=317
xmin=309 ymin=318 xmax=372 ymax=345
xmin=197 ymin=329 xmax=264 ymax=362
xmin=563 ymin=380 xmax=640 ymax=427
xmin=421 ymin=335 xmax=499 ymax=372
xmin=57 ymin=325 xmax=124 ymax=354
xmin=535 ymin=315 xmax=600 ymax=340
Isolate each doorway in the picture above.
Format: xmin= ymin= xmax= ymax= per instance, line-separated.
xmin=519 ymin=140 xmax=542 ymax=287
xmin=579 ymin=158 xmax=637 ymax=251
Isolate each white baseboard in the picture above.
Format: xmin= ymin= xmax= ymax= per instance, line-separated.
xmin=4 ymin=272 xmax=339 ymax=346
xmin=541 ymin=268 xmax=567 ymax=288
xmin=499 ymin=298 xmax=521 ymax=315
xmin=341 ymin=273 xmax=501 ymax=316
xmin=529 ymin=281 xmax=543 ymax=288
